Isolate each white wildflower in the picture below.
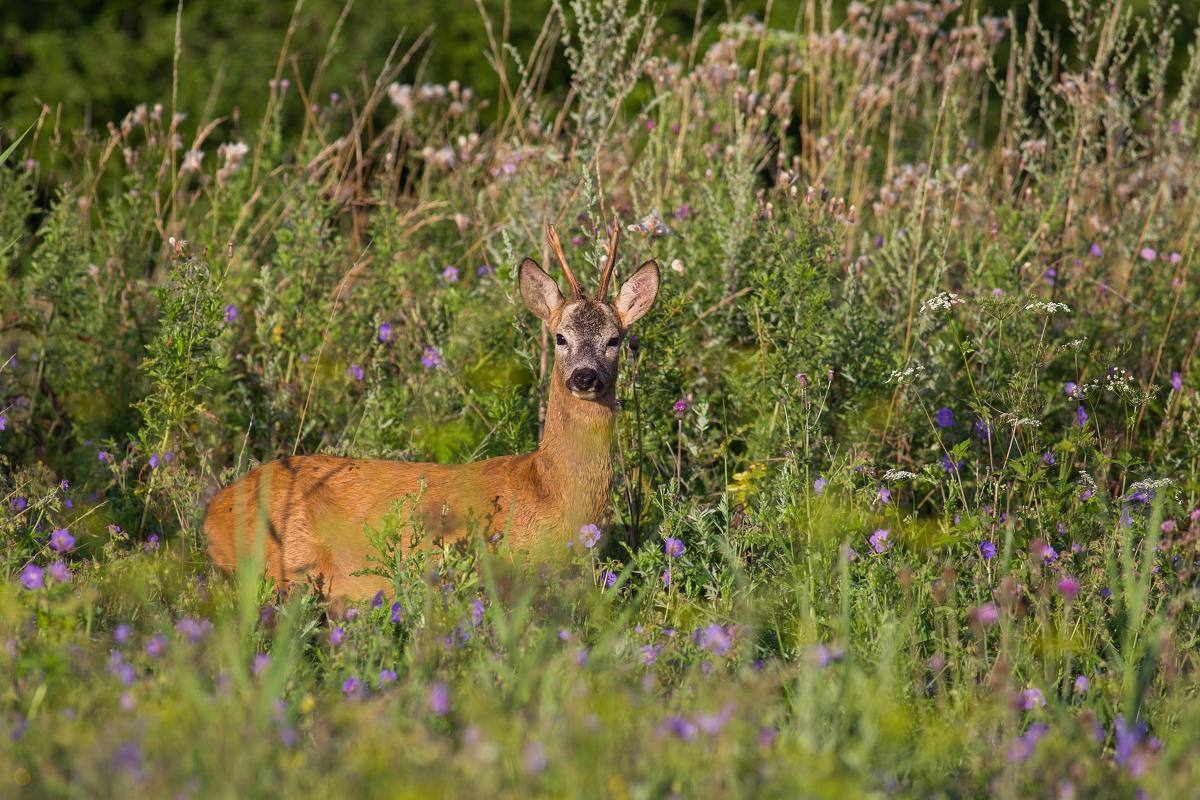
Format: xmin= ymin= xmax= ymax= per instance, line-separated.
xmin=885 ymin=362 xmax=926 ymax=385
xmin=181 ymin=149 xmax=204 ymax=173
xmin=387 ymin=82 xmax=416 ymax=119
xmin=882 ymin=469 xmax=919 ymax=481
xmin=919 ymin=292 xmax=965 ymax=315
xmin=1024 ymin=301 xmax=1071 ymax=314
xmin=1128 ymin=478 xmax=1173 ymax=495
xmin=999 ymin=413 xmax=1042 ymax=428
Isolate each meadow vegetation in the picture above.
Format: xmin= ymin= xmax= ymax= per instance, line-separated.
xmin=2 ymin=0 xmax=1200 ymax=796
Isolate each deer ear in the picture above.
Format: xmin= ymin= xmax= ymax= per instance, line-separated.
xmin=613 ymin=260 xmax=659 ymax=327
xmin=519 ymin=258 xmax=564 ymax=322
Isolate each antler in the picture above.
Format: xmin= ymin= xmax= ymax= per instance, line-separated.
xmin=596 ymin=217 xmax=621 ymax=299
xmin=544 ymin=223 xmax=583 ymax=299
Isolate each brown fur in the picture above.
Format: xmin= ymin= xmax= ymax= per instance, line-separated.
xmin=204 ymin=369 xmax=615 ymax=602
xmin=204 ymin=228 xmax=657 ymax=605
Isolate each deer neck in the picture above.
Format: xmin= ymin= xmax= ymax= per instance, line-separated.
xmin=534 ymin=368 xmax=616 ymax=528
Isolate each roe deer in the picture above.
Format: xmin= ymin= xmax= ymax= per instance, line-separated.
xmin=204 ymin=220 xmax=659 ymax=603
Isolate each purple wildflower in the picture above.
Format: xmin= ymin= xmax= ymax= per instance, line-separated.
xmin=1007 ymin=722 xmax=1048 ymax=763
xmin=823 ymin=643 xmax=845 ymax=666
xmin=641 ymin=644 xmax=662 ymax=665
xmin=878 ymin=486 xmax=891 ymax=505
xmin=1021 ymin=687 xmax=1045 ymax=710
xmin=176 ymin=618 xmax=210 ymax=642
xmin=1073 ymin=675 xmax=1090 ymax=694
xmin=813 ymin=476 xmax=828 ymax=495
xmin=1171 ymin=371 xmax=1183 ymax=392
xmin=979 ymin=540 xmax=996 ymax=560
xmin=378 ymin=668 xmax=397 ymax=686
xmin=1057 ymin=577 xmax=1080 ymax=599
xmin=441 ymin=265 xmax=460 ymax=283
xmin=974 ymin=603 xmax=1000 ymax=626
xmin=342 ymin=677 xmax=360 ymax=697
xmin=941 ymin=453 xmax=964 ymax=474
xmin=144 ymin=634 xmax=166 ymax=658
xmin=698 ymin=624 xmax=732 ymax=656
xmin=601 ymin=570 xmax=617 ymax=588
xmin=1075 ymin=406 xmax=1088 ymax=428
xmin=430 ymin=682 xmax=450 ymax=715
xmin=934 ymin=407 xmax=955 ymax=429
xmin=470 ymin=598 xmax=485 ymax=626
xmin=1042 ymin=450 xmax=1055 ymax=466
xmin=421 ymin=346 xmax=443 ymax=370
xmin=224 ymin=304 xmax=238 ymax=322
xmin=329 ymin=627 xmax=346 ymax=647
xmin=869 ymin=528 xmax=890 ymax=554
xmin=390 ymin=601 xmax=403 ymax=624
xmin=1115 ymin=718 xmax=1147 ymax=771
xmin=347 ymin=364 xmax=363 ymax=381
xmin=252 ymin=653 xmax=270 ymax=675
xmin=148 ymin=453 xmax=159 ymax=469
xmin=664 ymin=537 xmax=685 ymax=558
xmin=663 ymin=716 xmax=697 ymax=740
xmin=696 ymin=705 xmax=734 ymax=735
xmin=378 ymin=322 xmax=393 ymax=342
xmin=48 ymin=561 xmax=71 ymax=583
xmin=578 ymin=523 xmax=601 ymax=549
xmin=49 ymin=528 xmax=75 ymax=553
xmin=1139 ymin=247 xmax=1157 ymax=261
xmin=524 ymin=741 xmax=547 ymax=774
xmin=20 ymin=564 xmax=45 ymax=590
xmin=114 ymin=624 xmax=131 ymax=645
xmin=371 ymin=590 xmax=385 ymax=609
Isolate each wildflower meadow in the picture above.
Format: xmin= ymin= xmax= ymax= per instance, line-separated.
xmin=3 ymin=0 xmax=1200 ymax=796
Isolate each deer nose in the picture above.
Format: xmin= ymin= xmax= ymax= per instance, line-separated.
xmin=568 ymin=368 xmax=602 ymax=393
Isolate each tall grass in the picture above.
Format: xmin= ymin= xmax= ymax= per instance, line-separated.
xmin=2 ymin=0 xmax=1199 ymax=796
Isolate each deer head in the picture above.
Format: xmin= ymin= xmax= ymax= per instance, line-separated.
xmin=519 ymin=220 xmax=659 ymax=401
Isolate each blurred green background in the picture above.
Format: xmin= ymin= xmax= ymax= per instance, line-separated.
xmin=2 ymin=0 xmax=1198 ymax=147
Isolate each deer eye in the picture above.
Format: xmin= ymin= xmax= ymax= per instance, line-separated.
xmin=606 ymin=337 xmax=619 ymax=348
xmin=555 ymin=334 xmax=567 ymax=346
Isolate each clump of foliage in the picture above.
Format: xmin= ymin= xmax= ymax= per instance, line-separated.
xmin=2 ymin=1 xmax=1200 ymax=796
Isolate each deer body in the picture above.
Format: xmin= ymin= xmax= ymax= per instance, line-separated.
xmin=204 ymin=221 xmax=658 ymax=603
